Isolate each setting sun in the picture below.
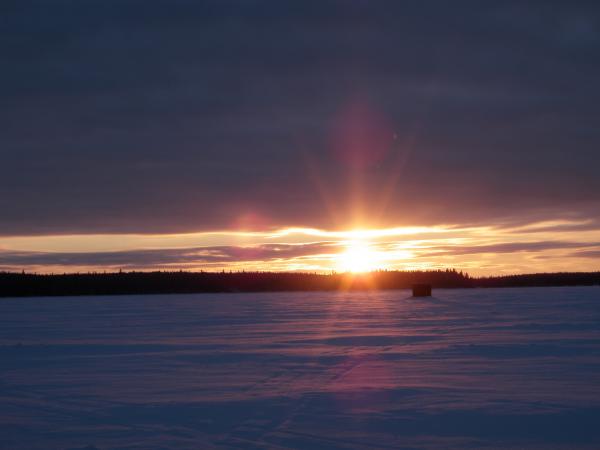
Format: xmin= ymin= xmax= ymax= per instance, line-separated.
xmin=337 ymin=240 xmax=383 ymax=273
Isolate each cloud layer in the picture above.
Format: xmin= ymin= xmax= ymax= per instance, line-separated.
xmin=2 ymin=221 xmax=599 ymax=275
xmin=1 ymin=1 xmax=600 ymax=235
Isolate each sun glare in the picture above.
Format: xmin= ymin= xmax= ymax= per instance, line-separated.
xmin=337 ymin=240 xmax=382 ymax=273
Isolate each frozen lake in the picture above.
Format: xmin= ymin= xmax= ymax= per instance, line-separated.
xmin=1 ymin=287 xmax=600 ymax=449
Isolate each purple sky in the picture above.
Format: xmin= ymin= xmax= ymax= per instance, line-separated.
xmin=1 ymin=1 xmax=599 ymax=273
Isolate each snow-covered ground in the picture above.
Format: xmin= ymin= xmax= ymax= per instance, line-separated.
xmin=1 ymin=287 xmax=600 ymax=449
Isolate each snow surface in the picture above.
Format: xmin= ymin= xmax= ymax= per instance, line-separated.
xmin=1 ymin=286 xmax=600 ymax=449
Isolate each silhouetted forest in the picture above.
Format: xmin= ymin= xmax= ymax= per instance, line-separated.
xmin=0 ymin=270 xmax=598 ymax=297
xmin=475 ymin=272 xmax=600 ymax=288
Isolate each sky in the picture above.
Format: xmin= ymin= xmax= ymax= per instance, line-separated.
xmin=1 ymin=1 xmax=600 ymax=275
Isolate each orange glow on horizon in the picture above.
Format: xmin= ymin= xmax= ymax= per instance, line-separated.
xmin=0 ymin=219 xmax=598 ymax=276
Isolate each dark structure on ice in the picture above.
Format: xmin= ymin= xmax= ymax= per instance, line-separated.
xmin=412 ymin=284 xmax=432 ymax=297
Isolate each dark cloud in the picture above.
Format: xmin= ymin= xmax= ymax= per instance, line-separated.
xmin=1 ymin=1 xmax=599 ymax=235
xmin=0 ymin=242 xmax=341 ymax=269
xmin=568 ymin=249 xmax=600 ymax=259
xmin=420 ymin=241 xmax=599 ymax=257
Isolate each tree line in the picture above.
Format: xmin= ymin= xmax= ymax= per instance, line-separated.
xmin=0 ymin=269 xmax=598 ymax=297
